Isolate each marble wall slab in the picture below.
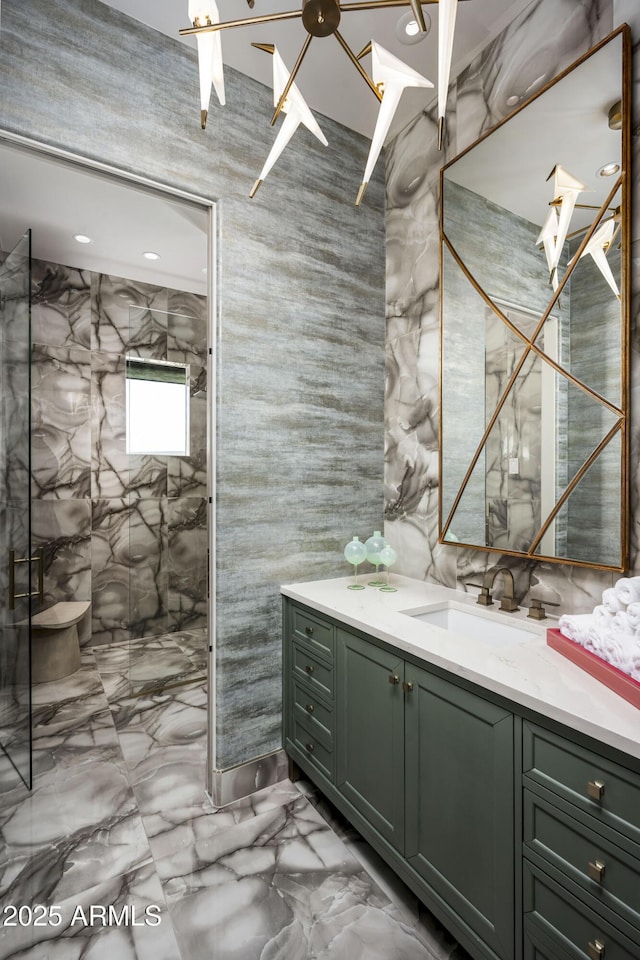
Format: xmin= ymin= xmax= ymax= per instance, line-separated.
xmin=384 ymin=0 xmax=631 ymax=610
xmin=27 ymin=256 xmax=209 ymax=645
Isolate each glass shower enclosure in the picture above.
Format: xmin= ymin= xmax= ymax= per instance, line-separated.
xmin=0 ymin=231 xmax=34 ymax=789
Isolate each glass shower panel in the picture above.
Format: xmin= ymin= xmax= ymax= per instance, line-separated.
xmin=0 ymin=231 xmax=33 ymax=788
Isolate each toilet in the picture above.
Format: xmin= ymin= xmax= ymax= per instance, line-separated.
xmin=31 ymin=601 xmax=91 ymax=684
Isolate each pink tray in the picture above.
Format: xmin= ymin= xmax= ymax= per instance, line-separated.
xmin=547 ymin=628 xmax=640 ymax=710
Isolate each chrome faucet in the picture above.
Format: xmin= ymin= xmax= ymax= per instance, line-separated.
xmin=477 ymin=566 xmax=519 ymax=613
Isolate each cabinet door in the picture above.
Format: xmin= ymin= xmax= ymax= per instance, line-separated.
xmin=336 ymin=628 xmax=405 ymax=851
xmin=405 ymin=664 xmax=515 ymax=960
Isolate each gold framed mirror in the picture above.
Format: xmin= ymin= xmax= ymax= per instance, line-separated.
xmin=439 ymin=24 xmax=631 ymax=572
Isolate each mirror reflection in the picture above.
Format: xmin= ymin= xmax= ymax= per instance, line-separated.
xmin=439 ymin=27 xmax=629 ymax=571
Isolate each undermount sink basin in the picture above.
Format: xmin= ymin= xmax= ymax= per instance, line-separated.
xmin=402 ymin=602 xmax=540 ymax=648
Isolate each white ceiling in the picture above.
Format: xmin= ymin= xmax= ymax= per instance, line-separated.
xmin=0 ymin=141 xmax=209 ymax=294
xmin=100 ymin=0 xmax=532 ymax=141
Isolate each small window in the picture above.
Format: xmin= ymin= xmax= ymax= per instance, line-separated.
xmin=125 ymin=357 xmax=190 ymax=456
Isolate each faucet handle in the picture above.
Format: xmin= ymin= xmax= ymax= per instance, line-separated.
xmin=465 ymin=582 xmax=494 ymax=606
xmin=527 ymin=597 xmax=560 ymax=620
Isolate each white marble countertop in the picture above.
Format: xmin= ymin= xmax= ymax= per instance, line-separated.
xmin=281 ymin=575 xmax=640 ymax=763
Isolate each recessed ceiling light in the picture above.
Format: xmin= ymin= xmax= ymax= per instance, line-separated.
xmin=73 ymin=233 xmax=93 ymax=244
xmin=396 ymin=9 xmax=431 ymax=45
xmin=597 ymin=161 xmax=621 ymax=177
xmin=143 ymin=251 xmax=160 ymax=260
xmin=506 ymin=95 xmax=520 ymax=107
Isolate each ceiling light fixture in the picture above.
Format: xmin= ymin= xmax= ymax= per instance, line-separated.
xmin=73 ymin=233 xmax=93 ymax=244
xmin=396 ymin=8 xmax=431 ymax=44
xmin=143 ymin=251 xmax=161 ymax=260
xmin=608 ymin=99 xmax=622 ymax=130
xmin=597 ymin=161 xmax=620 ymax=178
xmin=181 ymin=0 xmax=464 ymax=203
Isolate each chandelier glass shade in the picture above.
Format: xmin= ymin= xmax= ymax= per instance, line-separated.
xmin=180 ymin=0 xmax=462 ymax=202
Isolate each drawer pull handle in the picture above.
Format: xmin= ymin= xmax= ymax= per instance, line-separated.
xmin=587 ymin=779 xmax=605 ymax=801
xmin=305 ymin=664 xmax=314 ymax=675
xmin=305 ymin=626 xmax=314 ymax=636
xmin=389 ymin=674 xmax=400 ymax=685
xmin=402 ymin=681 xmax=414 ymax=693
xmin=588 ymin=939 xmax=605 ymax=960
xmin=306 ymin=703 xmax=315 ymax=714
xmin=305 ymin=742 xmax=314 ymax=752
xmin=588 ymin=860 xmax=606 ymax=883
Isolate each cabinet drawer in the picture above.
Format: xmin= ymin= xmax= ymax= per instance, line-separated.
xmin=524 ymin=920 xmax=582 ymax=960
xmin=291 ymin=717 xmax=334 ymax=782
xmin=293 ymin=679 xmax=333 ymax=749
xmin=524 ymin=861 xmax=640 ymax=960
xmin=523 ymin=723 xmax=640 ymax=847
xmin=292 ymin=642 xmax=334 ymax=700
xmin=524 ymin=790 xmax=640 ymax=932
xmin=291 ymin=605 xmax=334 ymax=661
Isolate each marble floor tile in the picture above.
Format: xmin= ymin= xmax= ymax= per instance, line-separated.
xmin=157 ymin=791 xmax=438 ymax=960
xmin=0 ymin=859 xmax=179 ymax=960
xmin=93 ymin=631 xmax=206 ymax=702
xmin=109 ymin=683 xmax=207 ymax=765
xmin=145 ymin=778 xmax=304 ymax=866
xmin=0 ymin=754 xmax=151 ymax=903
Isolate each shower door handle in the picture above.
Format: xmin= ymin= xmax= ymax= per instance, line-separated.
xmin=9 ymin=548 xmax=44 ymax=610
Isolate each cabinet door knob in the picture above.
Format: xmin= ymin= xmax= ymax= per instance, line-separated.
xmin=388 ymin=674 xmax=400 ymax=685
xmin=305 ymin=626 xmax=314 ymax=636
xmin=306 ymin=703 xmax=315 ymax=714
xmin=587 ymin=779 xmax=605 ymax=801
xmin=305 ymin=742 xmax=315 ymax=753
xmin=588 ymin=860 xmax=606 ymax=883
xmin=587 ymin=939 xmax=605 ymax=960
xmin=402 ymin=681 xmax=414 ymax=693
xmin=305 ymin=664 xmax=314 ymax=675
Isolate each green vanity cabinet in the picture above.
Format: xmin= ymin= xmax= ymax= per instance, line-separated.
xmin=404 ymin=664 xmax=515 ymax=960
xmin=284 ymin=599 xmax=516 ymax=960
xmin=282 ymin=597 xmax=640 ymax=960
xmin=335 ymin=628 xmax=405 ymax=851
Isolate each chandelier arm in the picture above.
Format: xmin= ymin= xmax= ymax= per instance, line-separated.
xmin=180 ymin=9 xmax=303 ymax=37
xmin=271 ymin=33 xmax=313 ymax=126
xmin=408 ymin=0 xmax=428 ymax=30
xmin=339 ymin=1 xmax=469 ymax=12
xmin=333 ymin=30 xmax=382 ymax=102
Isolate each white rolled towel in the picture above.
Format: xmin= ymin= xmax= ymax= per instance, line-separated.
xmin=625 ymin=601 xmax=640 ymax=632
xmin=602 ymin=587 xmax=625 ymax=614
xmin=592 ymin=630 xmax=640 ymax=679
xmin=558 ymin=614 xmax=595 ymax=646
xmin=614 ymin=576 xmax=640 ymax=606
xmin=593 ymin=605 xmax=614 ymax=631
xmin=612 ymin=610 xmax=635 ymax=638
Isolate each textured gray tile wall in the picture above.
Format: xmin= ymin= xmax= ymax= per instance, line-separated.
xmin=0 ymin=0 xmax=385 ymax=768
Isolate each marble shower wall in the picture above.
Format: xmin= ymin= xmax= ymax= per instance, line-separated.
xmin=29 ymin=257 xmax=208 ymax=645
xmin=384 ymin=0 xmax=639 ymax=610
xmin=0 ymin=0 xmax=384 ymax=770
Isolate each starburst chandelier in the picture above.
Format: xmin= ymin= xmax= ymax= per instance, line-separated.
xmin=180 ymin=0 xmax=462 ymax=203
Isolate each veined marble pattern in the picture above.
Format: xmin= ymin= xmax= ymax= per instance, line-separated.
xmin=384 ymin=0 xmax=623 ymax=612
xmin=0 ymin=645 xmax=470 ymax=960
xmin=30 ymin=498 xmax=91 ymax=606
xmin=93 ymin=629 xmax=207 ymax=701
xmin=31 ymin=259 xmax=91 ymax=350
xmin=31 ymin=342 xmax=91 ymax=500
xmin=26 ymin=259 xmax=210 ymax=645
